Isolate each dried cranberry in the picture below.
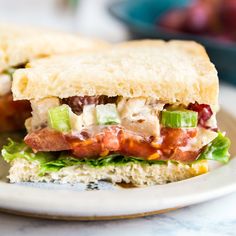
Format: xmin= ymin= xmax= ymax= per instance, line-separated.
xmin=188 ymin=102 xmax=213 ymax=127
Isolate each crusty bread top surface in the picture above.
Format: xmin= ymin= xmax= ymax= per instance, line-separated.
xmin=12 ymin=40 xmax=219 ymax=107
xmin=0 ymin=23 xmax=109 ymax=71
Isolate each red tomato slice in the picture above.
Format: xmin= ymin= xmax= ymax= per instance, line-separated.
xmin=25 ymin=125 xmax=198 ymax=162
xmin=24 ymin=128 xmax=71 ymax=151
xmin=161 ymin=128 xmax=197 ymax=150
xmin=118 ymin=130 xmax=157 ymax=158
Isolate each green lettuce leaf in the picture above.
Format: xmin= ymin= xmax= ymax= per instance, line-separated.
xmin=2 ymin=139 xmax=55 ymax=164
xmin=39 ymin=153 xmax=167 ymax=175
xmin=197 ymin=132 xmax=230 ymax=163
xmin=1 ymin=140 xmax=167 ymax=175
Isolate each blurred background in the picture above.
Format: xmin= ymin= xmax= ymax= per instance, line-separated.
xmin=0 ymin=0 xmax=235 ymax=85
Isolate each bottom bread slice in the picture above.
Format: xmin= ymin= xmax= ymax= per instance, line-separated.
xmin=8 ymin=158 xmax=208 ymax=186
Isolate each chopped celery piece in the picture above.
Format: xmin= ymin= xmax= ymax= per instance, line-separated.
xmin=96 ymin=104 xmax=120 ymax=125
xmin=161 ymin=109 xmax=198 ymax=128
xmin=48 ymin=105 xmax=71 ymax=132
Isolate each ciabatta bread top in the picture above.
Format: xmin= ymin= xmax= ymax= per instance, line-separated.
xmin=12 ymin=40 xmax=218 ymax=108
xmin=0 ymin=23 xmax=109 ymax=71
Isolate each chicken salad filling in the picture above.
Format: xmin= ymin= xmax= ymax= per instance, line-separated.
xmin=2 ymin=95 xmax=230 ymax=175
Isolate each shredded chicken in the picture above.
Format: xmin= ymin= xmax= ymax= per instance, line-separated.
xmin=0 ymin=73 xmax=11 ymax=96
xmin=29 ymin=97 xmax=60 ymax=131
xmin=117 ymin=98 xmax=164 ymax=137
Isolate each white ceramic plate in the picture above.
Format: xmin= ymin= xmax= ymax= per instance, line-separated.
xmin=0 ymin=85 xmax=235 ymax=220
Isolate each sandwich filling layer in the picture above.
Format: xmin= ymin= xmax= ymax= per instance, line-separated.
xmin=2 ymin=95 xmax=230 ymax=176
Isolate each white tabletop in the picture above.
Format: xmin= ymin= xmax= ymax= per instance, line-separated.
xmin=0 ymin=191 xmax=236 ymax=236
xmin=0 ymin=0 xmax=235 ymax=235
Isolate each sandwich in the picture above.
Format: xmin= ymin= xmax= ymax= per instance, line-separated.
xmin=2 ymin=40 xmax=230 ymax=186
xmin=0 ymin=23 xmax=108 ymax=132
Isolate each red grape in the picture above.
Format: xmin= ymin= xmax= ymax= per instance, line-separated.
xmin=188 ymin=102 xmax=213 ymax=128
xmin=183 ymin=3 xmax=213 ymax=34
xmin=220 ymin=0 xmax=236 ymax=31
xmin=158 ymin=9 xmax=186 ymax=32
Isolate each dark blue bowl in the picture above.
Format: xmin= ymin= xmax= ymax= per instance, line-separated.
xmin=109 ymin=0 xmax=236 ymax=85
